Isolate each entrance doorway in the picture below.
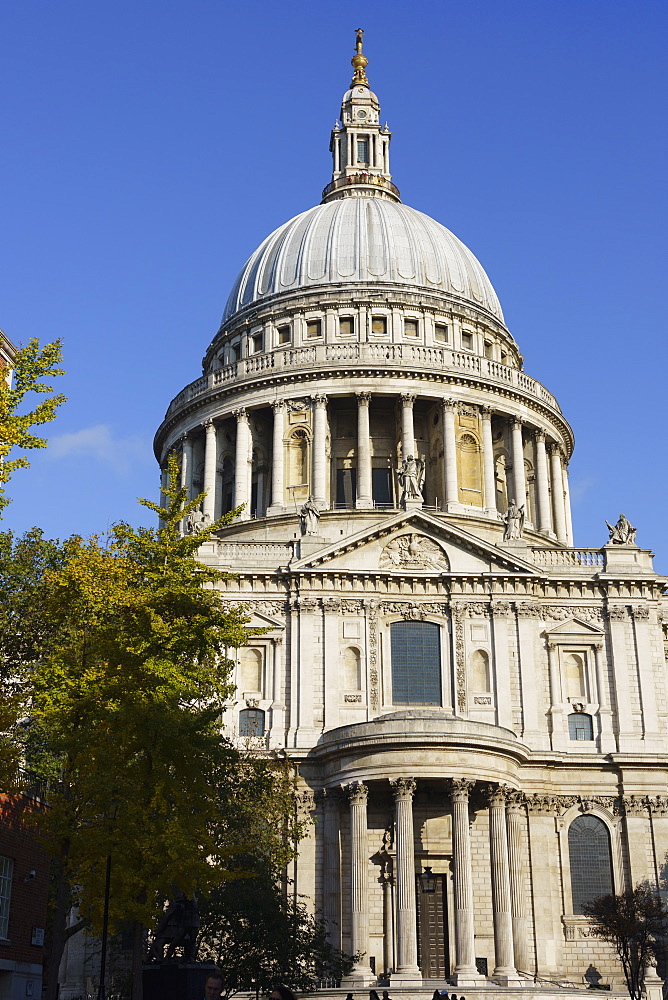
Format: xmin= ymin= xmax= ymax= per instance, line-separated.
xmin=416 ymin=872 xmax=449 ymax=978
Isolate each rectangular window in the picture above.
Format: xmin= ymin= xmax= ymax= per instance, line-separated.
xmin=336 ymin=467 xmax=357 ymax=507
xmin=434 ymin=323 xmax=449 ymax=343
xmin=372 ymin=467 xmax=392 ymax=507
xmin=404 ymin=319 xmax=419 ymax=339
xmin=0 ymin=856 xmax=13 ymax=939
xmin=461 ymin=332 xmax=473 ymax=350
xmin=391 ymin=621 xmax=442 ymax=705
xmin=306 ymin=319 xmax=322 ymax=338
xmin=500 ymin=351 xmax=508 ymax=365
xmin=251 ymin=333 xmax=263 ymax=354
xmin=277 ymin=325 xmax=291 ymax=345
xmin=357 ymin=139 xmax=368 ymax=163
xmin=230 ymin=342 xmax=241 ymax=363
xmin=484 ymin=341 xmax=493 ymax=359
xmin=372 ymin=316 xmax=387 ymax=336
xmin=339 ymin=317 xmax=354 ymax=336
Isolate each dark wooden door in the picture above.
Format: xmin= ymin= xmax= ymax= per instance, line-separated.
xmin=416 ymin=873 xmax=449 ymax=978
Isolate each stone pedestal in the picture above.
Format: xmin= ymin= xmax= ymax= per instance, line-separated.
xmin=143 ymin=963 xmax=220 ymax=1000
xmin=299 ymin=534 xmax=329 ymax=557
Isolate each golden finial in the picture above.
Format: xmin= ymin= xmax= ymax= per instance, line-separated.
xmin=351 ymin=27 xmax=369 ymax=86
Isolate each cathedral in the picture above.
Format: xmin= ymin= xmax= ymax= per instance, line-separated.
xmin=154 ymin=32 xmax=668 ymax=990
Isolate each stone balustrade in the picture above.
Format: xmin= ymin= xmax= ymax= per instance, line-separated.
xmin=216 ymin=540 xmax=294 ymax=566
xmin=164 ymin=343 xmax=561 ymax=419
xmin=531 ymin=547 xmax=605 ymax=571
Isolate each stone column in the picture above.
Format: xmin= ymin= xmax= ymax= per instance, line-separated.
xmin=311 ymin=393 xmax=328 ymax=507
xmin=202 ymin=420 xmax=217 ymax=522
xmin=442 ymin=398 xmax=459 ymax=509
xmin=510 ymin=418 xmax=526 ymax=511
xmin=323 ymin=789 xmax=341 ymax=948
xmin=631 ymin=606 xmax=661 ymax=747
xmin=390 ymin=778 xmax=421 ymax=982
xmin=400 ymin=392 xmax=416 ymax=458
xmin=562 ymin=462 xmax=574 ymax=545
xmin=268 ymin=400 xmax=285 ymax=515
xmin=549 ymin=445 xmax=568 ymax=544
xmin=449 ymin=778 xmax=481 ymax=985
xmin=268 ymin=637 xmax=285 ymax=744
xmin=486 ymin=785 xmax=519 ymax=984
xmin=535 ymin=430 xmax=552 ymax=534
xmin=480 ymin=405 xmax=497 ymax=515
xmin=159 ymin=464 xmax=169 ymax=509
xmin=546 ymin=641 xmax=565 ymax=750
xmin=343 ymin=782 xmax=373 ymax=984
xmin=606 ymin=606 xmax=635 ymax=748
xmin=381 ymin=869 xmax=395 ymax=977
xmin=233 ymin=408 xmax=250 ymax=519
xmin=356 ymin=392 xmax=373 ymax=508
xmin=506 ymin=791 xmax=531 ymax=976
xmin=180 ymin=433 xmax=193 ymax=498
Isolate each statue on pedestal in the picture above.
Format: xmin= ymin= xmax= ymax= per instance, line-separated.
xmin=300 ymin=495 xmax=320 ymax=536
xmin=148 ymin=892 xmax=200 ymax=963
xmin=606 ymin=513 xmax=636 ymax=545
xmin=398 ymin=455 xmax=424 ymax=506
xmin=185 ymin=509 xmax=210 ymax=535
xmin=503 ymin=498 xmax=525 ymax=541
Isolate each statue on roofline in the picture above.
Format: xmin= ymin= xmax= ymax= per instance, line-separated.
xmin=503 ymin=498 xmax=525 ymax=541
xmin=606 ymin=513 xmax=636 ymax=545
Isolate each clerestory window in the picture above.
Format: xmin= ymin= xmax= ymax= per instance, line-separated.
xmin=391 ymin=620 xmax=441 ymax=706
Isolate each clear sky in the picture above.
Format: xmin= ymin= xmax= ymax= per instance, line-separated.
xmin=2 ymin=1 xmax=667 ymax=568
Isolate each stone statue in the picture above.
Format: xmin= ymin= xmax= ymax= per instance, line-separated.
xmin=148 ymin=892 xmax=200 ymax=963
xmin=185 ymin=509 xmax=210 ymax=535
xmin=606 ymin=513 xmax=636 ymax=545
xmin=300 ymin=495 xmax=320 ymax=536
xmin=503 ymin=498 xmax=525 ymax=540
xmin=398 ymin=455 xmax=424 ymax=505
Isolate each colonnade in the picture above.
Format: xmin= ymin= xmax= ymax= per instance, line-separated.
xmin=165 ymin=391 xmax=573 ymax=543
xmin=333 ymin=777 xmax=526 ymax=986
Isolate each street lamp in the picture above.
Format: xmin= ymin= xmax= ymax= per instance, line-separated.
xmin=418 ymin=866 xmax=437 ymax=893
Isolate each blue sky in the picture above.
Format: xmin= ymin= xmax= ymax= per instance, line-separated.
xmin=2 ymin=1 xmax=667 ymax=568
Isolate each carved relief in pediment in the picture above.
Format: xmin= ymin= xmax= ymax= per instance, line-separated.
xmin=379 ymin=533 xmax=449 ymax=572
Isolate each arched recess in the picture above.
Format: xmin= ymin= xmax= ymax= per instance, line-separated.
xmin=457 ymin=432 xmax=483 ymax=507
xmin=286 ymin=427 xmax=310 ymax=504
xmin=427 ymin=432 xmax=444 ymax=508
xmin=470 ymin=649 xmax=490 ymax=692
xmin=564 ymin=651 xmax=587 ymax=700
xmin=220 ymin=456 xmax=235 ymax=515
xmin=238 ymin=647 xmax=264 ymax=695
xmin=524 ymin=458 xmax=536 ymax=525
xmin=342 ymin=646 xmax=362 ymax=690
xmin=251 ymin=445 xmax=269 ymax=518
xmin=557 ymin=805 xmax=623 ymax=917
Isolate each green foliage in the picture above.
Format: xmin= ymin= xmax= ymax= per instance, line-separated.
xmin=197 ymin=854 xmax=355 ymax=997
xmin=0 ymin=338 xmax=65 ymax=515
xmin=583 ymin=883 xmax=668 ymax=1000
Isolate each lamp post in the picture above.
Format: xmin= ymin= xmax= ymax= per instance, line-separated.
xmin=418 ymin=866 xmax=437 ymax=894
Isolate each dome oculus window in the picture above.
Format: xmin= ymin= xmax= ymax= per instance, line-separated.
xmin=372 ymin=316 xmax=387 ymax=336
xmin=403 ymin=319 xmax=419 ymax=339
xmin=434 ymin=324 xmax=449 ymax=343
xmin=339 ymin=317 xmax=354 ymax=337
xmin=306 ymin=319 xmax=322 ymax=339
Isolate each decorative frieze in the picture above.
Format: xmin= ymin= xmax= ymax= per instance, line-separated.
xmin=219 ymin=599 xmax=287 ymax=618
xmin=473 ymin=696 xmax=492 ymax=705
xmin=367 ymin=602 xmax=379 ymax=711
xmin=452 ymin=605 xmax=467 ymax=713
xmin=344 ymin=694 xmax=363 ymax=703
xmin=515 ymin=602 xmax=543 ymax=619
xmin=295 ymin=788 xmax=316 ymax=822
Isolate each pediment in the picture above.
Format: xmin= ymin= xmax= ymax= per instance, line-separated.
xmin=290 ymin=510 xmax=540 ymax=576
xmin=543 ymin=617 xmax=604 ymax=638
xmin=227 ymin=606 xmax=285 ymax=632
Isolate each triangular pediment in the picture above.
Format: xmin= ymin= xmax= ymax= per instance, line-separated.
xmin=289 ymin=509 xmax=540 ymax=576
xmin=229 ymin=607 xmax=285 ymax=632
xmin=543 ymin=617 xmax=604 ymax=637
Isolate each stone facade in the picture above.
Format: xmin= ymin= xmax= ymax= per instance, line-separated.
xmin=153 ymin=35 xmax=668 ymax=989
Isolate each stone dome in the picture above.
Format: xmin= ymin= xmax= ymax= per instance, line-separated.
xmin=221 ymin=197 xmax=504 ymax=325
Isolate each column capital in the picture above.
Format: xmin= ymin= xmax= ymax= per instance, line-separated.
xmin=400 ymin=392 xmax=416 ymax=407
xmin=505 ymin=789 xmax=527 ymax=814
xmin=535 ymin=427 xmax=546 ymax=443
xmin=449 ymin=777 xmax=475 ymax=802
xmin=271 ymin=399 xmax=285 ymax=413
xmin=390 ymin=777 xmax=416 ymax=801
xmin=479 ymin=404 xmax=493 ymax=417
xmin=232 ymin=407 xmax=248 ymax=422
xmin=442 ymin=397 xmax=458 ymax=412
xmin=511 ymin=416 xmax=523 ymax=429
xmin=180 ymin=430 xmax=190 ymax=444
xmin=344 ymin=780 xmax=368 ymax=805
xmin=356 ymin=391 xmax=371 ymax=406
xmin=311 ymin=393 xmax=328 ymax=408
xmin=483 ymin=783 xmax=509 ymax=808
xmin=203 ymin=417 xmax=216 ymax=431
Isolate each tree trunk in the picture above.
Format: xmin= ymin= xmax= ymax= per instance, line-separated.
xmin=43 ymin=850 xmax=71 ymax=1000
xmin=130 ymin=920 xmax=144 ymax=1000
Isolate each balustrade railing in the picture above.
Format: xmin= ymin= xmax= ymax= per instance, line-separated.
xmin=531 ymin=547 xmax=605 ymax=570
xmin=164 ymin=343 xmax=561 ymax=418
xmin=216 ymin=540 xmax=294 ymax=565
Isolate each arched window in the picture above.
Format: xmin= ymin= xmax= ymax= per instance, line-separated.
xmin=239 ymin=708 xmax=265 ymax=737
xmin=568 ymin=815 xmax=613 ymax=913
xmin=239 ymin=648 xmax=263 ymax=694
xmin=343 ymin=646 xmax=361 ymax=690
xmin=287 ymin=429 xmax=308 ymax=487
xmin=391 ymin=621 xmax=441 ymax=706
xmin=568 ymin=712 xmax=594 ymax=741
xmin=471 ymin=649 xmax=490 ymax=692
xmin=564 ymin=652 xmax=586 ymax=699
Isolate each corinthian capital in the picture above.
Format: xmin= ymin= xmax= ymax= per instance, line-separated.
xmin=344 ymin=780 xmax=368 ymax=806
xmin=449 ymin=778 xmax=474 ymax=802
xmin=390 ymin=777 xmax=416 ymax=801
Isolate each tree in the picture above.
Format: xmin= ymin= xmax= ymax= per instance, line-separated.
xmin=583 ymin=883 xmax=668 ymax=1000
xmin=0 ymin=338 xmax=65 ymax=515
xmin=197 ymin=853 xmax=355 ymax=997
xmin=18 ymin=455 xmax=297 ymax=1000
